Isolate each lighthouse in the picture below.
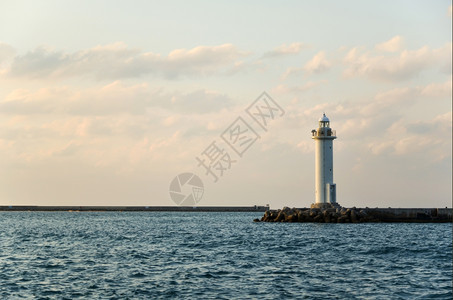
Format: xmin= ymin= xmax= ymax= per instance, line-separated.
xmin=311 ymin=113 xmax=339 ymax=208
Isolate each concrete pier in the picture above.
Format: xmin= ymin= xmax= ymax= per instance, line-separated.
xmin=0 ymin=205 xmax=269 ymax=212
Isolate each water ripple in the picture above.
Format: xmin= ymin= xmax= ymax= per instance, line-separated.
xmin=0 ymin=212 xmax=451 ymax=299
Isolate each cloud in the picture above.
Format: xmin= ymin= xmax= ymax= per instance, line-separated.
xmin=0 ymin=81 xmax=233 ymax=116
xmin=170 ymin=89 xmax=232 ymax=113
xmin=50 ymin=142 xmax=81 ymax=157
xmin=0 ymin=42 xmax=16 ymax=64
xmin=281 ymin=51 xmax=331 ymax=79
xmin=368 ymin=111 xmax=451 ymax=157
xmin=263 ymin=42 xmax=308 ymax=58
xmin=272 ymin=80 xmax=328 ymax=94
xmin=6 ymin=42 xmax=248 ymax=80
xmin=281 ymin=66 xmax=304 ymax=80
xmin=163 ymin=44 xmax=249 ymax=78
xmin=304 ymin=51 xmax=331 ymax=74
xmin=375 ymin=35 xmax=404 ymax=52
xmin=286 ymin=78 xmax=452 ymax=149
xmin=359 ymin=78 xmax=451 ymax=117
xmin=9 ymin=43 xmax=152 ymax=79
xmin=420 ymin=77 xmax=452 ymax=97
xmin=1 ymin=87 xmax=73 ymax=114
xmin=0 ymin=43 xmax=16 ymax=77
xmin=343 ymin=42 xmax=452 ymax=81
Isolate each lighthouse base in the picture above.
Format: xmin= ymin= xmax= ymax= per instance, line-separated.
xmin=311 ymin=202 xmax=341 ymax=209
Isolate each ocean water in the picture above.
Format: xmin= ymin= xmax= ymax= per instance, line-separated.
xmin=0 ymin=212 xmax=451 ymax=299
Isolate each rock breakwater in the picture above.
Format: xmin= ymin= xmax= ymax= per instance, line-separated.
xmin=254 ymin=206 xmax=453 ymax=223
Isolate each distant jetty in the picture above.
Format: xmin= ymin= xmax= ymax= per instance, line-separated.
xmin=255 ymin=207 xmax=453 ymax=223
xmin=0 ymin=205 xmax=268 ymax=212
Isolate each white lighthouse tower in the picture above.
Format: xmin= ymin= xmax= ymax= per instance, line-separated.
xmin=311 ymin=113 xmax=339 ymax=208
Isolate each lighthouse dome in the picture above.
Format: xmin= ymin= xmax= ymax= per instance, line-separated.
xmin=319 ymin=113 xmax=329 ymax=122
xmin=318 ymin=113 xmax=330 ymax=128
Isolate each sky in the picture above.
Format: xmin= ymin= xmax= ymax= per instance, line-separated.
xmin=0 ymin=0 xmax=451 ymax=208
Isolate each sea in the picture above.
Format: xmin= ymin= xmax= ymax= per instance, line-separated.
xmin=0 ymin=212 xmax=451 ymax=299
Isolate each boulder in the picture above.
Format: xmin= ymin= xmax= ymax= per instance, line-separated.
xmin=286 ymin=214 xmax=298 ymax=222
xmin=313 ymin=214 xmax=323 ymax=222
xmin=337 ymin=215 xmax=348 ymax=223
xmin=275 ymin=210 xmax=285 ymax=222
xmin=297 ymin=212 xmax=305 ymax=222
xmin=351 ymin=209 xmax=358 ymax=223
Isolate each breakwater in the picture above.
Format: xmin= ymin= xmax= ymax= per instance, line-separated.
xmin=255 ymin=207 xmax=453 ymax=223
xmin=0 ymin=205 xmax=268 ymax=212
